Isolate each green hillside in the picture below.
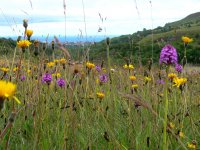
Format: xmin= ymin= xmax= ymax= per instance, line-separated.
xmin=90 ymin=12 xmax=200 ymax=65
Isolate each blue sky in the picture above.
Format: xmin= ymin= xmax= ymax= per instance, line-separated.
xmin=0 ymin=0 xmax=200 ymax=38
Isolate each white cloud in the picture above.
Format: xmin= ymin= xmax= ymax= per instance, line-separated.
xmin=0 ymin=0 xmax=199 ymax=37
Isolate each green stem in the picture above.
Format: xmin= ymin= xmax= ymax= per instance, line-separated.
xmin=163 ymin=67 xmax=169 ymax=150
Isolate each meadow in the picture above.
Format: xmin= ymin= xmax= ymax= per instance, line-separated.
xmin=0 ymin=20 xmax=200 ymax=150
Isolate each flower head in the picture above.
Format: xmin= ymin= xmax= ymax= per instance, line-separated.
xmin=42 ymin=73 xmax=52 ymax=84
xmin=99 ymin=74 xmax=108 ymax=83
xmin=96 ymin=92 xmax=105 ymax=99
xmin=159 ymin=44 xmax=178 ymax=65
xmin=0 ymin=80 xmax=20 ymax=109
xmin=168 ymin=73 xmax=177 ymax=80
xmin=123 ymin=64 xmax=134 ymax=69
xmin=47 ymin=62 xmax=55 ymax=68
xmin=86 ymin=62 xmax=95 ymax=69
xmin=17 ymin=40 xmax=32 ymax=49
xmin=95 ymin=65 xmax=101 ymax=72
xmin=56 ymin=78 xmax=65 ymax=87
xmin=52 ymin=73 xmax=61 ymax=78
xmin=156 ymin=79 xmax=165 ymax=85
xmin=187 ymin=142 xmax=197 ymax=149
xmin=131 ymin=84 xmax=139 ymax=89
xmin=182 ymin=36 xmax=193 ymax=44
xmin=129 ymin=75 xmax=136 ymax=81
xmin=60 ymin=58 xmax=67 ymax=64
xmin=26 ymin=29 xmax=33 ymax=37
xmin=175 ymin=64 xmax=183 ymax=73
xmin=20 ymin=75 xmax=26 ymax=81
xmin=173 ymin=77 xmax=187 ymax=88
xmin=1 ymin=67 xmax=9 ymax=73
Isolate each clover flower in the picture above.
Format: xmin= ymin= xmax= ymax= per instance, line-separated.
xmin=99 ymin=74 xmax=108 ymax=83
xmin=175 ymin=64 xmax=183 ymax=73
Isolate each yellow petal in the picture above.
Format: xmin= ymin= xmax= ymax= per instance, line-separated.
xmin=13 ymin=96 xmax=21 ymax=104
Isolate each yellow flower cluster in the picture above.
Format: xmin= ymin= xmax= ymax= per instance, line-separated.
xmin=168 ymin=73 xmax=177 ymax=80
xmin=173 ymin=77 xmax=187 ymax=88
xmin=52 ymin=73 xmax=61 ymax=78
xmin=47 ymin=62 xmax=55 ymax=68
xmin=123 ymin=64 xmax=134 ymax=69
xmin=187 ymin=142 xmax=197 ymax=149
xmin=96 ymin=92 xmax=105 ymax=99
xmin=182 ymin=36 xmax=193 ymax=44
xmin=1 ymin=67 xmax=9 ymax=73
xmin=86 ymin=62 xmax=95 ymax=69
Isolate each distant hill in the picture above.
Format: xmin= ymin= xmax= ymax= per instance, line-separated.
xmin=90 ymin=12 xmax=200 ymax=64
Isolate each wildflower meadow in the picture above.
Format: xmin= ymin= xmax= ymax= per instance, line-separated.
xmin=0 ymin=2 xmax=200 ymax=150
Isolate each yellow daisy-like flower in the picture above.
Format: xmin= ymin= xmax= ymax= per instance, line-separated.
xmin=54 ymin=59 xmax=59 ymax=64
xmin=52 ymin=73 xmax=61 ymax=78
xmin=131 ymin=84 xmax=138 ymax=89
xmin=86 ymin=62 xmax=95 ymax=69
xmin=13 ymin=67 xmax=18 ymax=72
xmin=123 ymin=64 xmax=134 ymax=69
xmin=27 ymin=69 xmax=31 ymax=74
xmin=168 ymin=73 xmax=177 ymax=80
xmin=169 ymin=122 xmax=175 ymax=129
xmin=1 ymin=67 xmax=9 ymax=73
xmin=0 ymin=80 xmax=20 ymax=104
xmin=179 ymin=131 xmax=184 ymax=138
xmin=187 ymin=142 xmax=197 ymax=149
xmin=60 ymin=58 xmax=67 ymax=64
xmin=96 ymin=92 xmax=105 ymax=99
xmin=173 ymin=77 xmax=187 ymax=88
xmin=47 ymin=62 xmax=55 ymax=68
xmin=26 ymin=29 xmax=33 ymax=37
xmin=182 ymin=36 xmax=193 ymax=44
xmin=145 ymin=76 xmax=151 ymax=82
xmin=17 ymin=40 xmax=32 ymax=49
xmin=129 ymin=75 xmax=136 ymax=81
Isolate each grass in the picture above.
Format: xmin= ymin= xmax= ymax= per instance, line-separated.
xmin=0 ymin=47 xmax=199 ymax=149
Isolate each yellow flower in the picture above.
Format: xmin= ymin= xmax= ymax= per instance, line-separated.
xmin=47 ymin=62 xmax=55 ymax=67
xmin=13 ymin=67 xmax=18 ymax=72
xmin=123 ymin=64 xmax=134 ymax=69
xmin=0 ymin=80 xmax=20 ymax=104
xmin=96 ymin=92 xmax=105 ymax=99
xmin=17 ymin=40 xmax=32 ymax=48
xmin=168 ymin=73 xmax=177 ymax=80
xmin=52 ymin=73 xmax=61 ymax=78
xmin=187 ymin=142 xmax=197 ymax=149
xmin=182 ymin=36 xmax=193 ymax=44
xmin=26 ymin=29 xmax=33 ymax=37
xmin=173 ymin=77 xmax=187 ymax=88
xmin=129 ymin=75 xmax=136 ymax=81
xmin=145 ymin=76 xmax=151 ymax=82
xmin=27 ymin=69 xmax=31 ymax=74
xmin=54 ymin=59 xmax=59 ymax=64
xmin=1 ymin=67 xmax=9 ymax=73
xmin=60 ymin=58 xmax=67 ymax=64
xmin=86 ymin=62 xmax=95 ymax=69
xmin=169 ymin=122 xmax=175 ymax=129
xmin=179 ymin=131 xmax=184 ymax=138
xmin=131 ymin=84 xmax=138 ymax=89
xmin=102 ymin=68 xmax=106 ymax=72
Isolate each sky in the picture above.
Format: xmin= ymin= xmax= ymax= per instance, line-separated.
xmin=0 ymin=0 xmax=200 ymax=39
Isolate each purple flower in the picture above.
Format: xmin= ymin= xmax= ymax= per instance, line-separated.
xmin=95 ymin=65 xmax=101 ymax=72
xmin=20 ymin=75 xmax=26 ymax=81
xmin=175 ymin=64 xmax=183 ymax=73
xmin=156 ymin=79 xmax=165 ymax=85
xmin=159 ymin=44 xmax=178 ymax=65
xmin=99 ymin=74 xmax=108 ymax=83
xmin=42 ymin=73 xmax=52 ymax=84
xmin=57 ymin=78 xmax=65 ymax=87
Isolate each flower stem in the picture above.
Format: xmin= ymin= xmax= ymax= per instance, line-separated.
xmin=163 ymin=66 xmax=169 ymax=150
